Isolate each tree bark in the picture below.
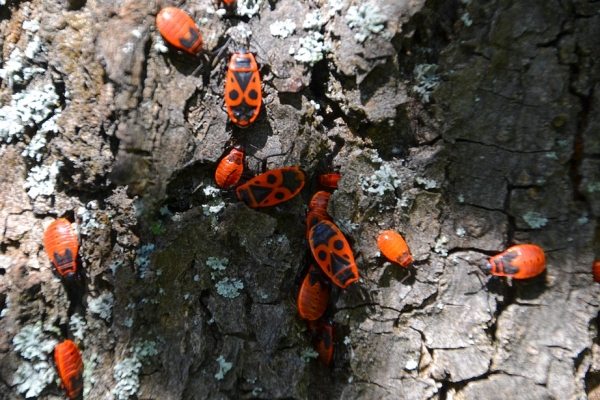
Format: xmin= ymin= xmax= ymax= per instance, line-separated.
xmin=0 ymin=0 xmax=598 ymax=399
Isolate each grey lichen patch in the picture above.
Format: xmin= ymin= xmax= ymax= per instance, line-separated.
xmin=300 ymin=347 xmax=319 ymax=362
xmin=112 ymin=340 xmax=159 ymax=400
xmin=136 ymin=244 xmax=155 ymax=278
xmin=413 ymin=64 xmax=441 ymax=104
xmin=23 ymin=161 xmax=62 ymax=199
xmin=345 ymin=3 xmax=389 ymax=43
xmin=215 ymin=278 xmax=244 ymax=299
xmin=88 ymin=292 xmax=114 ymax=321
xmin=522 ymin=211 xmax=548 ymax=229
xmin=0 ymin=84 xmax=60 ymax=143
xmin=214 ymin=355 xmax=233 ymax=380
xmin=12 ymin=322 xmax=59 ymax=398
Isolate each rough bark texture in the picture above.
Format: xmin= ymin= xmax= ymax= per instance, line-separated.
xmin=0 ymin=0 xmax=599 ymax=399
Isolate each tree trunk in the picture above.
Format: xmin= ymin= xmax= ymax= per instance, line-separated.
xmin=0 ymin=0 xmax=598 ymax=399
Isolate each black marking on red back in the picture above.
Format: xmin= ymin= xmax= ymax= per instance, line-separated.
xmin=179 ymin=28 xmax=199 ymax=50
xmin=233 ymin=70 xmax=254 ymax=92
xmin=231 ymin=99 xmax=258 ymax=122
xmin=54 ymin=248 xmax=74 ymax=267
xmin=308 ymin=265 xmax=331 ymax=291
xmin=495 ymin=252 xmax=519 ymax=275
xmin=279 ymin=169 xmax=304 ymax=192
xmin=245 ymin=184 xmax=272 ymax=204
xmin=312 ymin=222 xmax=353 ymax=279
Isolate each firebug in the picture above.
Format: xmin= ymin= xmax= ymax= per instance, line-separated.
xmin=54 ymin=340 xmax=84 ymax=399
xmin=593 ymin=260 xmax=600 ymax=283
xmin=306 ymin=191 xmax=332 ymax=239
xmin=44 ymin=219 xmax=79 ymax=280
xmin=308 ymin=220 xmax=359 ymax=289
xmin=483 ymin=244 xmax=546 ymax=279
xmin=236 ymin=167 xmax=305 ymax=208
xmin=156 ymin=7 xmax=203 ymax=55
xmin=377 ymin=230 xmax=412 ymax=267
xmin=225 ymin=49 xmax=262 ymax=127
xmin=297 ymin=264 xmax=331 ymax=321
xmin=215 ymin=143 xmax=245 ymax=188
xmin=318 ymin=173 xmax=341 ymax=189
xmin=308 ymin=319 xmax=334 ymax=366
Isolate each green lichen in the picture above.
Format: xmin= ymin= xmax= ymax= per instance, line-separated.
xmin=215 ymin=355 xmax=233 ymax=380
xmin=522 ymin=211 xmax=548 ymax=229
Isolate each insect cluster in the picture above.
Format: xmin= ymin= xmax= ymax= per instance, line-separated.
xmin=152 ymin=5 xmax=592 ymax=369
xmin=43 ymin=219 xmax=85 ymax=399
xmin=27 ymin=8 xmax=596 ymax=397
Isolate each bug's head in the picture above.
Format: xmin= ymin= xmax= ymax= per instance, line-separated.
xmin=481 ymin=261 xmax=492 ymax=275
xmin=233 ymin=143 xmax=245 ymax=152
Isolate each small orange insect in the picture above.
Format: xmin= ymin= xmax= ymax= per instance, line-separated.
xmin=297 ymin=264 xmax=331 ymax=321
xmin=377 ymin=230 xmax=412 ymax=267
xmin=54 ymin=340 xmax=84 ymax=399
xmin=44 ymin=219 xmax=79 ymax=280
xmin=215 ymin=143 xmax=245 ymax=188
xmin=483 ymin=244 xmax=546 ymax=279
xmin=236 ymin=167 xmax=305 ymax=208
xmin=309 ymin=220 xmax=359 ymax=289
xmin=156 ymin=7 xmax=203 ymax=55
xmin=306 ymin=191 xmax=332 ymax=239
xmin=593 ymin=260 xmax=600 ymax=283
xmin=308 ymin=319 xmax=334 ymax=366
xmin=318 ymin=173 xmax=341 ymax=189
xmin=225 ymin=49 xmax=262 ymax=127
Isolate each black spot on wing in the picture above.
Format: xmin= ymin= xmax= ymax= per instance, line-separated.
xmin=179 ymin=27 xmax=199 ymax=50
xmin=333 ymin=239 xmax=344 ymax=251
xmin=266 ymin=173 xmax=277 ymax=184
xmin=280 ymin=169 xmax=305 ymax=193
xmin=228 ymin=89 xmax=240 ymax=101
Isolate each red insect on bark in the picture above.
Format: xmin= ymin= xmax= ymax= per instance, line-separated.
xmin=318 ymin=173 xmax=341 ymax=189
xmin=308 ymin=319 xmax=334 ymax=366
xmin=308 ymin=220 xmax=359 ymax=289
xmin=54 ymin=340 xmax=84 ymax=400
xmin=44 ymin=219 xmax=79 ymax=280
xmin=593 ymin=260 xmax=600 ymax=283
xmin=306 ymin=191 xmax=332 ymax=239
xmin=225 ymin=49 xmax=262 ymax=127
xmin=297 ymin=264 xmax=331 ymax=321
xmin=215 ymin=143 xmax=245 ymax=188
xmin=156 ymin=7 xmax=203 ymax=55
xmin=236 ymin=167 xmax=305 ymax=208
xmin=483 ymin=244 xmax=546 ymax=279
xmin=377 ymin=230 xmax=412 ymax=267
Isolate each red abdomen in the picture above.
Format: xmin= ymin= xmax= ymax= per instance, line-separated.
xmin=377 ymin=230 xmax=412 ymax=267
xmin=318 ymin=173 xmax=341 ymax=188
xmin=306 ymin=191 xmax=332 ymax=238
xmin=487 ymin=244 xmax=546 ymax=279
xmin=215 ymin=145 xmax=245 ymax=188
xmin=44 ymin=219 xmax=79 ymax=278
xmin=308 ymin=319 xmax=334 ymax=366
xmin=297 ymin=264 xmax=331 ymax=321
xmin=54 ymin=340 xmax=84 ymax=399
xmin=593 ymin=260 xmax=600 ymax=283
xmin=156 ymin=7 xmax=203 ymax=55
